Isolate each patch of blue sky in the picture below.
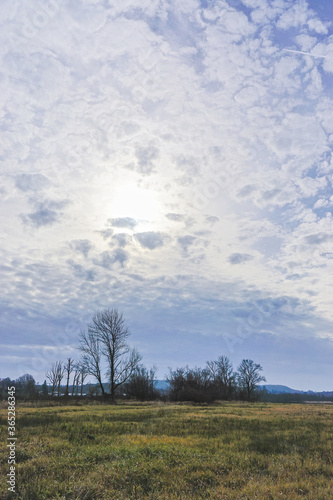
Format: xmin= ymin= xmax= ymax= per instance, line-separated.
xmin=308 ymin=0 xmax=333 ymax=24
xmin=226 ymin=0 xmax=252 ymax=18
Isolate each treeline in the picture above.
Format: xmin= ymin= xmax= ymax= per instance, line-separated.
xmin=2 ymin=372 xmax=332 ymax=403
xmin=0 ymin=374 xmax=40 ymax=400
xmin=167 ymin=357 xmax=265 ymax=402
xmin=1 ymin=308 xmax=272 ymax=403
xmin=76 ymin=308 xmax=266 ymax=401
xmin=57 ymin=308 xmax=267 ymax=401
xmin=259 ymin=390 xmax=333 ymax=403
xmin=0 ymin=357 xmax=266 ymax=403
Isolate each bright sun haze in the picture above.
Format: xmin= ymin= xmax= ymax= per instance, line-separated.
xmin=110 ymin=184 xmax=161 ymax=221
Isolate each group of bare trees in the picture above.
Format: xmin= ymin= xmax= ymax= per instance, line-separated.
xmin=167 ymin=357 xmax=266 ymax=402
xmin=124 ymin=366 xmax=158 ymax=401
xmin=45 ymin=309 xmax=142 ymax=400
xmin=43 ymin=308 xmax=266 ymax=402
xmin=45 ymin=358 xmax=88 ymax=397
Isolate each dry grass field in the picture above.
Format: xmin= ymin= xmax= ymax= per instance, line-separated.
xmin=0 ymin=401 xmax=332 ymax=499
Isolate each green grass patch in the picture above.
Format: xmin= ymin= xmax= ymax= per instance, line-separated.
xmin=0 ymin=402 xmax=332 ymax=499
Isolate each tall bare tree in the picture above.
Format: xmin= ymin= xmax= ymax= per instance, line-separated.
xmin=64 ymin=358 xmax=75 ymax=397
xmin=86 ymin=308 xmax=141 ymax=400
xmin=237 ymin=359 xmax=266 ymax=400
xmin=78 ymin=328 xmax=105 ymax=397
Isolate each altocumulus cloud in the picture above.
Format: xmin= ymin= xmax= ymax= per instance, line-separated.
xmin=178 ymin=235 xmax=196 ymax=253
xmin=111 ymin=233 xmax=132 ymax=248
xmin=229 ymin=253 xmax=254 ymax=265
xmin=108 ymin=217 xmax=137 ymax=229
xmin=15 ymin=174 xmax=51 ymax=192
xmin=69 ymin=240 xmax=94 ymax=258
xmin=95 ymin=249 xmax=129 ymax=268
xmin=135 ymin=232 xmax=169 ymax=250
xmin=21 ymin=200 xmax=69 ymax=228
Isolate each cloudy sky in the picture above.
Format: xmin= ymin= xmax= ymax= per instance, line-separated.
xmin=1 ymin=0 xmax=333 ymax=390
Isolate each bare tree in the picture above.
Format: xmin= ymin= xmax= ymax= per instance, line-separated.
xmin=75 ymin=369 xmax=80 ymax=395
xmin=78 ymin=328 xmax=105 ymax=397
xmin=87 ymin=308 xmax=141 ymax=400
xmin=46 ymin=363 xmax=59 ymax=396
xmin=64 ymin=358 xmax=74 ymax=397
xmin=167 ymin=366 xmax=212 ymax=402
xmin=72 ymin=369 xmax=80 ymax=396
xmin=124 ymin=365 xmax=157 ymax=401
xmin=56 ymin=361 xmax=65 ymax=397
xmin=237 ymin=359 xmax=266 ymax=400
xmin=207 ymin=355 xmax=235 ymax=399
xmin=78 ymin=361 xmax=88 ymax=396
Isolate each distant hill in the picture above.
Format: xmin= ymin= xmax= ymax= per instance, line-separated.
xmin=154 ymin=382 xmax=333 ymax=397
xmin=260 ymin=385 xmax=333 ymax=397
xmin=260 ymin=385 xmax=303 ymax=394
xmin=154 ymin=380 xmax=170 ymax=391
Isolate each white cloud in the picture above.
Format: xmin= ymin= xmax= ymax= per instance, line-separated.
xmin=295 ymin=33 xmax=317 ymax=51
xmin=1 ymin=0 xmax=333 ymax=387
xmin=307 ymin=17 xmax=328 ymax=35
xmin=276 ymin=2 xmax=309 ymax=31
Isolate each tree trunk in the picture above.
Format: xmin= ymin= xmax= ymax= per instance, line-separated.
xmin=98 ymin=378 xmax=105 ymax=397
xmin=65 ymin=372 xmax=70 ymax=397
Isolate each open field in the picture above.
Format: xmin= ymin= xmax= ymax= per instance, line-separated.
xmin=1 ymin=402 xmax=332 ymax=499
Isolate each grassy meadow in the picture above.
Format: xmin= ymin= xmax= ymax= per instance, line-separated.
xmin=0 ymin=401 xmax=332 ymax=499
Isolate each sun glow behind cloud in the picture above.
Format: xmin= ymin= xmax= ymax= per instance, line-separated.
xmin=109 ymin=184 xmax=161 ymax=223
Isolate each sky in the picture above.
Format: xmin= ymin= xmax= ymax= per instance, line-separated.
xmin=1 ymin=0 xmax=333 ymax=391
